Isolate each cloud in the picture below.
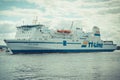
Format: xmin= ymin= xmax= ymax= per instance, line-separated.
xmin=0 ymin=21 xmax=16 ymax=42
xmin=1 ymin=0 xmax=119 ymax=20
xmin=84 ymin=0 xmax=110 ymax=3
xmin=99 ymin=7 xmax=120 ymax=14
xmin=0 ymin=21 xmax=16 ymax=33
xmin=0 ymin=7 xmax=44 ymax=17
xmin=0 ymin=0 xmax=120 ymax=45
xmin=25 ymin=0 xmax=120 ymax=18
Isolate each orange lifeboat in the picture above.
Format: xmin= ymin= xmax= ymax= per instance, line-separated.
xmin=57 ymin=30 xmax=71 ymax=33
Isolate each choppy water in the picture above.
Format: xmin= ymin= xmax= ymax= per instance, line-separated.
xmin=0 ymin=51 xmax=120 ymax=80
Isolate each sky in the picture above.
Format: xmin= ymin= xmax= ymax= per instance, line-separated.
xmin=0 ymin=0 xmax=120 ymax=45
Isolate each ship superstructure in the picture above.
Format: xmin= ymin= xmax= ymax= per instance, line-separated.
xmin=4 ymin=23 xmax=117 ymax=54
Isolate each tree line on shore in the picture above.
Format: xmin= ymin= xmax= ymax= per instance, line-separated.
xmin=117 ymin=46 xmax=120 ymax=50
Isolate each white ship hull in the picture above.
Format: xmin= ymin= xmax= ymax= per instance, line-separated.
xmin=4 ymin=39 xmax=117 ymax=54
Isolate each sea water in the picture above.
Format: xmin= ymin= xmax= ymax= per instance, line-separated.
xmin=0 ymin=51 xmax=120 ymax=80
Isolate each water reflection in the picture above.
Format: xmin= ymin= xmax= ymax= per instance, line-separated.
xmin=0 ymin=51 xmax=120 ymax=80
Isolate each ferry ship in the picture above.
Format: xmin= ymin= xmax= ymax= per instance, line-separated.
xmin=4 ymin=23 xmax=117 ymax=54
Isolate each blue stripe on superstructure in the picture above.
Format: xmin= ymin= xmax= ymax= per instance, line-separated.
xmin=11 ymin=49 xmax=115 ymax=54
xmin=68 ymin=43 xmax=81 ymax=44
xmin=6 ymin=41 xmax=81 ymax=44
xmin=94 ymin=34 xmax=100 ymax=36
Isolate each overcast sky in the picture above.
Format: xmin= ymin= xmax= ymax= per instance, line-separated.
xmin=0 ymin=0 xmax=120 ymax=45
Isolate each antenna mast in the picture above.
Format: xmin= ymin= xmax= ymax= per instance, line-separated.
xmin=33 ymin=16 xmax=38 ymax=24
xmin=70 ymin=21 xmax=74 ymax=29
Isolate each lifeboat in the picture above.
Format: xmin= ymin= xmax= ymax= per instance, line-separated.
xmin=57 ymin=30 xmax=71 ymax=33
